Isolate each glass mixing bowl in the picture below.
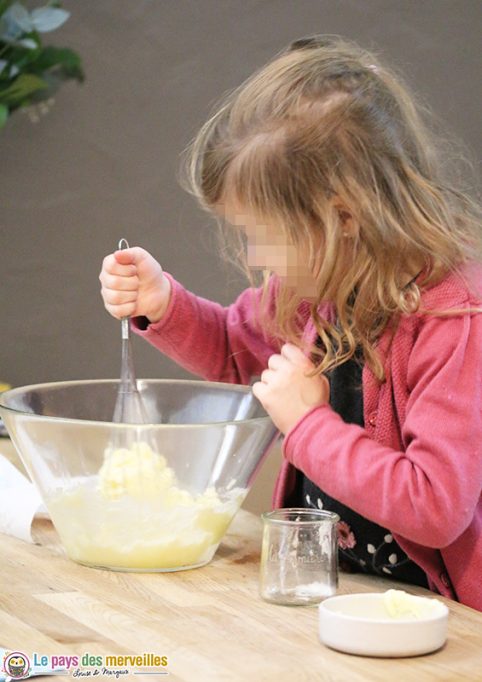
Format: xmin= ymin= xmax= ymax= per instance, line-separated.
xmin=0 ymin=379 xmax=279 ymax=572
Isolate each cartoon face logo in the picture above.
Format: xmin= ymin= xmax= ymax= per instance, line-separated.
xmin=4 ymin=652 xmax=30 ymax=679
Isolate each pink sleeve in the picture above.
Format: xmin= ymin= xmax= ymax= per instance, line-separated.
xmin=282 ymin=308 xmax=482 ymax=548
xmin=130 ymin=272 xmax=283 ymax=384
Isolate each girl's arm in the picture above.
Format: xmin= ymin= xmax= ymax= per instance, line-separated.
xmin=130 ymin=272 xmax=288 ymax=384
xmin=282 ymin=307 xmax=482 ymax=548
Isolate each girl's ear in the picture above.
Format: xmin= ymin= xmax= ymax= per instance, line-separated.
xmin=330 ymin=196 xmax=358 ymax=238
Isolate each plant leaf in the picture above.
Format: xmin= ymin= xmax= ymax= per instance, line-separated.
xmin=0 ymin=102 xmax=7 ymax=128
xmin=3 ymin=2 xmax=33 ymax=33
xmin=33 ymin=45 xmax=84 ymax=81
xmin=0 ymin=72 xmax=47 ymax=104
xmin=0 ymin=15 xmax=20 ymax=41
xmin=31 ymin=7 xmax=69 ymax=32
xmin=17 ymin=36 xmax=36 ymax=48
xmin=5 ymin=39 xmax=43 ymax=70
xmin=0 ymin=1 xmax=14 ymax=18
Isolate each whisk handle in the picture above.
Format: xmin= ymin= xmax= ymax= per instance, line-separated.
xmin=118 ymin=238 xmax=131 ymax=341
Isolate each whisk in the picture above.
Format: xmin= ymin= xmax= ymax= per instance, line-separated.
xmin=102 ymin=239 xmax=159 ymax=500
xmin=112 ymin=238 xmax=149 ymax=425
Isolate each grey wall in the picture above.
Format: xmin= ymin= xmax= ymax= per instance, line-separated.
xmin=1 ymin=0 xmax=481 ymax=388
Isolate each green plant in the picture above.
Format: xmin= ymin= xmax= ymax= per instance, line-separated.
xmin=0 ymin=0 xmax=83 ymax=129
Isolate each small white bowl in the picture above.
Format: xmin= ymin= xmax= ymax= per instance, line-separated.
xmin=319 ymin=592 xmax=449 ymax=657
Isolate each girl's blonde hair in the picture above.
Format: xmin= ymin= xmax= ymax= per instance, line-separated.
xmin=178 ymin=34 xmax=482 ymax=381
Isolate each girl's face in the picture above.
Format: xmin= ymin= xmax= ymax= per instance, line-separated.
xmin=216 ymin=197 xmax=321 ymax=299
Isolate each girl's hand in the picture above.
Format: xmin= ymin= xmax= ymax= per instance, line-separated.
xmin=252 ymin=343 xmax=330 ymax=434
xmin=99 ymin=246 xmax=171 ymax=323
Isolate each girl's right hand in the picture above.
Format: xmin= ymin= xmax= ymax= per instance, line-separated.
xmin=99 ymin=246 xmax=172 ymax=323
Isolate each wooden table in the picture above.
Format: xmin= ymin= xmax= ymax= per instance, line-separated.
xmin=2 ymin=505 xmax=482 ymax=682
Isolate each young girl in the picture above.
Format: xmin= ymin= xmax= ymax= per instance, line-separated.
xmin=99 ymin=35 xmax=482 ymax=610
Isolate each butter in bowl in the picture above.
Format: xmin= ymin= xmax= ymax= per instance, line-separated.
xmin=318 ymin=589 xmax=449 ymax=657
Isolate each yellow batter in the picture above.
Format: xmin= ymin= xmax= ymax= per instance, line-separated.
xmin=47 ymin=442 xmax=246 ymax=570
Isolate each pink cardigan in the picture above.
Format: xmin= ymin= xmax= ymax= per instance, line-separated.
xmin=132 ymin=264 xmax=482 ymax=611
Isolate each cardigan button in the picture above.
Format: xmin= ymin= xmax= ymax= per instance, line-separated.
xmin=368 ymin=411 xmax=377 ymax=427
xmin=440 ymin=572 xmax=451 ymax=588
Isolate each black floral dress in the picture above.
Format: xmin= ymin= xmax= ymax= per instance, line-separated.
xmin=294 ymin=337 xmax=429 ymax=588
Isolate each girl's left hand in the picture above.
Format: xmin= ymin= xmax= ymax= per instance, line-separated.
xmin=252 ymin=343 xmax=330 ymax=434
